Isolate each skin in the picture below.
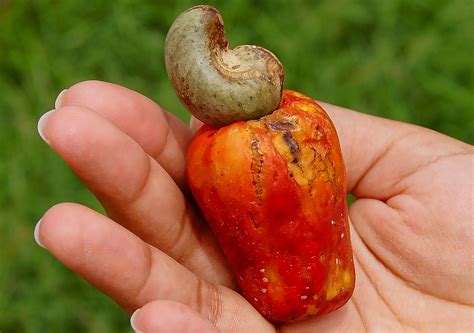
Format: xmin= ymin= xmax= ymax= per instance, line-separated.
xmin=36 ymin=80 xmax=473 ymax=332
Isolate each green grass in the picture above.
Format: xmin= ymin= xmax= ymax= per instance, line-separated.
xmin=0 ymin=0 xmax=472 ymax=331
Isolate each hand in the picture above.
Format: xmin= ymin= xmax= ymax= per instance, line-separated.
xmin=35 ymin=81 xmax=473 ymax=332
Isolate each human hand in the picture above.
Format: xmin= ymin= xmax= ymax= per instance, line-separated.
xmin=35 ymin=80 xmax=473 ymax=332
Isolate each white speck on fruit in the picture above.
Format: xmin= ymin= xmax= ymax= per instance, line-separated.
xmin=261 ymin=288 xmax=267 ymax=293
xmin=331 ymin=220 xmax=336 ymax=225
xmin=260 ymin=268 xmax=265 ymax=273
xmin=301 ymin=295 xmax=308 ymax=300
xmin=341 ymin=232 xmax=345 ymax=239
xmin=263 ymin=277 xmax=269 ymax=283
xmin=336 ymin=258 xmax=340 ymax=265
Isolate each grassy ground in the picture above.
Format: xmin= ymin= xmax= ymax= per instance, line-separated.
xmin=0 ymin=0 xmax=472 ymax=332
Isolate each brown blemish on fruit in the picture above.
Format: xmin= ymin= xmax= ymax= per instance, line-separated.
xmin=250 ymin=137 xmax=264 ymax=200
xmin=283 ymin=132 xmax=300 ymax=163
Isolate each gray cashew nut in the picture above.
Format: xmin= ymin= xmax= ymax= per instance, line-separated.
xmin=165 ymin=5 xmax=284 ymax=128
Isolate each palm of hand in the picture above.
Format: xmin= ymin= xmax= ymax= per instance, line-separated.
xmin=37 ymin=81 xmax=473 ymax=332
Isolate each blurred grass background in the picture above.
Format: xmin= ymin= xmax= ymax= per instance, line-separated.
xmin=0 ymin=0 xmax=472 ymax=331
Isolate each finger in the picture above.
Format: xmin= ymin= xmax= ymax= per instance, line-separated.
xmin=36 ymin=203 xmax=196 ymax=312
xmin=57 ymin=80 xmax=193 ymax=188
xmin=36 ymin=203 xmax=274 ymax=333
xmin=130 ymin=300 xmax=219 ymax=333
xmin=38 ymin=106 xmax=234 ymax=287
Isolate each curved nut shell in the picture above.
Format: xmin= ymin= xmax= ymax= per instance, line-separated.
xmin=165 ymin=5 xmax=284 ymax=127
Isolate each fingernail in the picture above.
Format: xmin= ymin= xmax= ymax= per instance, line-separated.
xmin=37 ymin=110 xmax=55 ymax=144
xmin=189 ymin=116 xmax=204 ymax=133
xmin=34 ymin=219 xmax=45 ymax=248
xmin=130 ymin=309 xmax=143 ymax=333
xmin=55 ymin=89 xmax=68 ymax=109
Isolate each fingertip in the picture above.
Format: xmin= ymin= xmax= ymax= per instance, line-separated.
xmin=34 ymin=218 xmax=45 ymax=248
xmin=36 ymin=202 xmax=87 ymax=252
xmin=133 ymin=300 xmax=219 ymax=333
xmin=37 ymin=109 xmax=56 ymax=145
xmin=37 ymin=105 xmax=96 ymax=151
xmin=39 ymin=88 xmax=69 ymax=145
xmin=130 ymin=308 xmax=143 ymax=333
xmin=55 ymin=89 xmax=68 ymax=109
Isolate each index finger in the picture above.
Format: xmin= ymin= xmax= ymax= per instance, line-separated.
xmin=58 ymin=80 xmax=193 ymax=189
